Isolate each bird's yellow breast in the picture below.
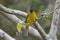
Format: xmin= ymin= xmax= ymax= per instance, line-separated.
xmin=25 ymin=11 xmax=36 ymax=23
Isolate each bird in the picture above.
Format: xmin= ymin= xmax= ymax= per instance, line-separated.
xmin=24 ymin=7 xmax=36 ymax=37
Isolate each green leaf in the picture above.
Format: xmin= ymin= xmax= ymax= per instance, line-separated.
xmin=16 ymin=23 xmax=22 ymax=33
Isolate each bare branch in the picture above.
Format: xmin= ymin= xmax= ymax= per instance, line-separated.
xmin=0 ymin=11 xmax=24 ymax=23
xmin=48 ymin=0 xmax=60 ymax=40
xmin=33 ymin=21 xmax=47 ymax=40
xmin=0 ymin=4 xmax=27 ymax=17
xmin=0 ymin=29 xmax=15 ymax=40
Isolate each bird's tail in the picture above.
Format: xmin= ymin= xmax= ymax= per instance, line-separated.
xmin=24 ymin=23 xmax=30 ymax=37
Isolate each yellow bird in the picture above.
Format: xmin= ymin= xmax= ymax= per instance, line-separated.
xmin=24 ymin=7 xmax=36 ymax=37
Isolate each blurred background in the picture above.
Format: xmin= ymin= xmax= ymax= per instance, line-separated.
xmin=0 ymin=0 xmax=60 ymax=40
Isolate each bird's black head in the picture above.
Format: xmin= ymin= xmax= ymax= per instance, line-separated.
xmin=30 ymin=7 xmax=34 ymax=12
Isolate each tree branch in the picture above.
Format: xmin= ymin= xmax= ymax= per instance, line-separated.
xmin=0 ymin=29 xmax=15 ymax=40
xmin=33 ymin=21 xmax=47 ymax=40
xmin=48 ymin=0 xmax=60 ymax=40
xmin=0 ymin=4 xmax=27 ymax=17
